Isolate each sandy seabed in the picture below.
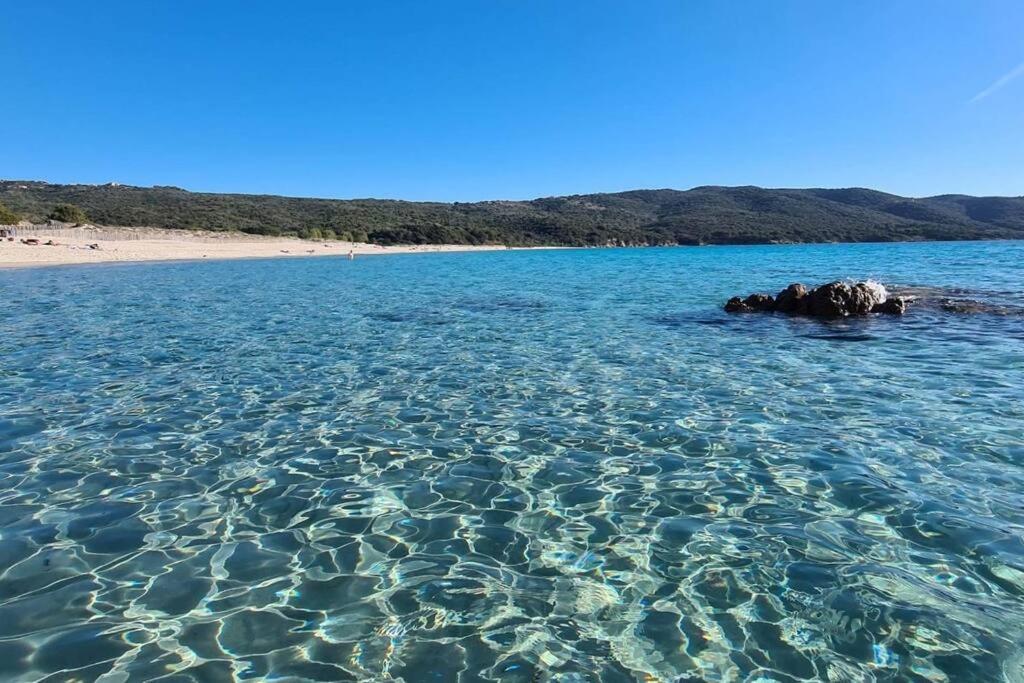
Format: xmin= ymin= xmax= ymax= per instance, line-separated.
xmin=0 ymin=226 xmax=519 ymax=268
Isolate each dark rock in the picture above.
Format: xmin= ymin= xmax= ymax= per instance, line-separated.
xmin=724 ymin=293 xmax=775 ymax=313
xmin=726 ymin=280 xmax=903 ymax=317
xmin=851 ymin=282 xmax=887 ymax=314
xmin=743 ymin=293 xmax=775 ymax=311
xmin=724 ymin=296 xmax=750 ymax=313
xmin=804 ymin=281 xmax=885 ymax=317
xmin=804 ymin=282 xmax=849 ymax=317
xmin=872 ymin=297 xmax=907 ymax=315
xmin=774 ymin=283 xmax=808 ymax=314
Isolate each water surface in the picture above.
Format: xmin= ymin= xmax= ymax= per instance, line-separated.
xmin=1 ymin=242 xmax=1023 ymax=682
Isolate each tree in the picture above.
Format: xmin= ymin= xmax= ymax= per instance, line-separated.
xmin=48 ymin=203 xmax=88 ymax=224
xmin=0 ymin=202 xmax=19 ymax=225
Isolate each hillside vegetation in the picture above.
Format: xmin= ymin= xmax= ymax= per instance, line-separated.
xmin=2 ymin=181 xmax=1022 ymax=246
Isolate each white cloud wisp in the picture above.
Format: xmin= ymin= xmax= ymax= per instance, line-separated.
xmin=970 ymin=61 xmax=1024 ymax=103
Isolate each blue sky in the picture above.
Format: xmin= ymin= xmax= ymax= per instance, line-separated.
xmin=2 ymin=1 xmax=1022 ymax=200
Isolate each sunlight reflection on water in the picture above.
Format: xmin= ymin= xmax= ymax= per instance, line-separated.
xmin=1 ymin=242 xmax=1023 ymax=681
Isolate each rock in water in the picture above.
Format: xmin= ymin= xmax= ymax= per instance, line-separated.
xmin=805 ymin=281 xmax=886 ymax=317
xmin=803 ymin=283 xmax=848 ymax=317
xmin=724 ymin=296 xmax=748 ymax=313
xmin=872 ymin=297 xmax=908 ymax=315
xmin=725 ymin=280 xmax=905 ymax=317
xmin=744 ymin=293 xmax=775 ymax=311
xmin=724 ymin=293 xmax=775 ymax=313
xmin=774 ymin=283 xmax=808 ymax=313
xmin=725 ymin=281 xmax=1022 ymax=318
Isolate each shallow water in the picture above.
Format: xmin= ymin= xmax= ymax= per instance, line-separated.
xmin=1 ymin=242 xmax=1023 ymax=682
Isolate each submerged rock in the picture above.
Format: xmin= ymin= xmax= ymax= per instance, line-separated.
xmin=938 ymin=298 xmax=1017 ymax=315
xmin=725 ymin=280 xmax=905 ymax=317
xmin=889 ymin=285 xmax=1024 ymax=316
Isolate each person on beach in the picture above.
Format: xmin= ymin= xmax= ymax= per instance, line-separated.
xmin=348 ymin=249 xmax=354 ymax=260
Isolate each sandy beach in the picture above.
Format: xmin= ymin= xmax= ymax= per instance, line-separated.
xmin=0 ymin=225 xmax=517 ymax=268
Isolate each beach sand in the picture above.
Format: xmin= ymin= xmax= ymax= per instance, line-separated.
xmin=0 ymin=226 xmax=517 ymax=268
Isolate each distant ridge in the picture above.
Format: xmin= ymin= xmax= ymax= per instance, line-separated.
xmin=2 ymin=180 xmax=1022 ymax=246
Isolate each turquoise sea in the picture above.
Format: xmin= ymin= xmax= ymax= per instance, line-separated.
xmin=1 ymin=242 xmax=1023 ymax=682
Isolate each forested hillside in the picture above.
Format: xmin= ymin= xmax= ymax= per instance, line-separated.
xmin=2 ymin=181 xmax=1022 ymax=246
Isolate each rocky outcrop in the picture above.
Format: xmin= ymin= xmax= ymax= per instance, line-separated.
xmin=725 ymin=281 xmax=1022 ymax=318
xmin=871 ymin=297 xmax=908 ymax=315
xmin=725 ymin=293 xmax=775 ymax=312
xmin=773 ymin=283 xmax=808 ymax=313
xmin=805 ymin=281 xmax=887 ymax=317
xmin=725 ymin=281 xmax=907 ymax=317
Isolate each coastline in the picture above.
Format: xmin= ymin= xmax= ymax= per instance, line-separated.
xmin=4 ymin=225 xmax=1010 ymax=271
xmin=0 ymin=226 xmax=534 ymax=269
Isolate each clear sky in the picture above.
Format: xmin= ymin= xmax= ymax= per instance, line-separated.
xmin=2 ymin=1 xmax=1022 ymax=201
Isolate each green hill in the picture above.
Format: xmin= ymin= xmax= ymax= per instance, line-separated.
xmin=2 ymin=180 xmax=1022 ymax=246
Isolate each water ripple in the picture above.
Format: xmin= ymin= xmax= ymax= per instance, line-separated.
xmin=1 ymin=243 xmax=1023 ymax=681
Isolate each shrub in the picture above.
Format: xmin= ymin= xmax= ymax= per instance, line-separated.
xmin=298 ymin=227 xmax=324 ymax=240
xmin=48 ymin=203 xmax=88 ymax=224
xmin=0 ymin=202 xmax=19 ymax=225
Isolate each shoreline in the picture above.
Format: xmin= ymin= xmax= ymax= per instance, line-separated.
xmin=3 ymin=226 xmax=1015 ymax=271
xmin=0 ymin=226 xmax=542 ymax=269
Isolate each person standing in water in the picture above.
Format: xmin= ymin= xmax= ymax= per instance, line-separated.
xmin=348 ymin=249 xmax=354 ymax=260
